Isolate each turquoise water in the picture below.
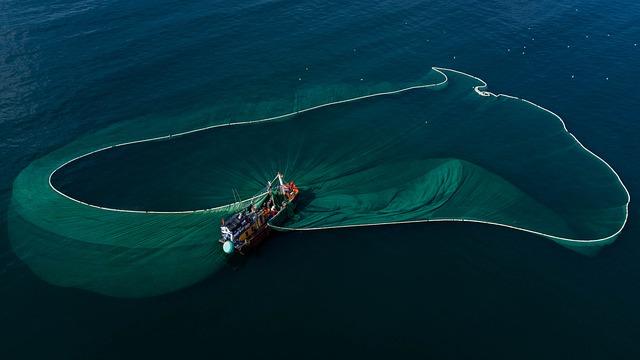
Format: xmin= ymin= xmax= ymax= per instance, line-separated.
xmin=1 ymin=0 xmax=639 ymax=358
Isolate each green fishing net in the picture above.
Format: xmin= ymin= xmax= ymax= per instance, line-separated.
xmin=9 ymin=68 xmax=629 ymax=297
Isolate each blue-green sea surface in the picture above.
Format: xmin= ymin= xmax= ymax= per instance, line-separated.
xmin=1 ymin=0 xmax=639 ymax=358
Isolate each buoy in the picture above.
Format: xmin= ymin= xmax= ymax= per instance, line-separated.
xmin=223 ymin=241 xmax=234 ymax=254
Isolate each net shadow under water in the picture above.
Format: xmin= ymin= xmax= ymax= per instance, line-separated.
xmin=9 ymin=68 xmax=629 ymax=297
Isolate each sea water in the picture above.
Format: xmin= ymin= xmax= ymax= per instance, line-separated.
xmin=1 ymin=0 xmax=639 ymax=358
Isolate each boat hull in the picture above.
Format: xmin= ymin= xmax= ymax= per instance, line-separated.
xmin=218 ymin=183 xmax=298 ymax=255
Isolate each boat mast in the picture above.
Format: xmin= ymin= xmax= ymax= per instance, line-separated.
xmin=267 ymin=180 xmax=275 ymax=206
xmin=277 ymin=172 xmax=286 ymax=195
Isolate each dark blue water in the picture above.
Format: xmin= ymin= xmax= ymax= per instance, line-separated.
xmin=2 ymin=0 xmax=639 ymax=358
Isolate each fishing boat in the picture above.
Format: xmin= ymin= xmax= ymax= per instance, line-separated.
xmin=218 ymin=172 xmax=299 ymax=255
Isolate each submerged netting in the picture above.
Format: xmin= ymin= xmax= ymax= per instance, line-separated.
xmin=9 ymin=68 xmax=629 ymax=297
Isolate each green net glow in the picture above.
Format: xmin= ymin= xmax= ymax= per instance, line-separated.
xmin=9 ymin=68 xmax=629 ymax=297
